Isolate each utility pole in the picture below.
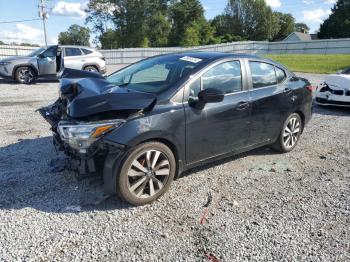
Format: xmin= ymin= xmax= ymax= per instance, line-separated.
xmin=39 ymin=0 xmax=48 ymax=47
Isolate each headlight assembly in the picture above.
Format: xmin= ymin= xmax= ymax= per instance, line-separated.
xmin=0 ymin=61 xmax=11 ymax=66
xmin=58 ymin=120 xmax=125 ymax=151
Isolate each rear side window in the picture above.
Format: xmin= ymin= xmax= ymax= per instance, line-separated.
xmin=275 ymin=67 xmax=287 ymax=83
xmin=202 ymin=61 xmax=242 ymax=94
xmin=249 ymin=61 xmax=277 ymax=88
xmin=81 ymin=48 xmax=93 ymax=55
xmin=65 ymin=48 xmax=82 ymax=57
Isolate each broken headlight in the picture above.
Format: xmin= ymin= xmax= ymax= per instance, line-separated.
xmin=58 ymin=120 xmax=125 ymax=151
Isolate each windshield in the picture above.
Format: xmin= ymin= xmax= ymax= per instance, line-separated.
xmin=106 ymin=55 xmax=207 ymax=94
xmin=27 ymin=48 xmax=45 ymax=57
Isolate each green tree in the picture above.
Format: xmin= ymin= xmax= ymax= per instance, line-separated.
xmin=272 ymin=12 xmax=295 ymax=41
xmin=223 ymin=0 xmax=278 ymax=41
xmin=318 ymin=0 xmax=350 ymax=39
xmin=295 ymin=23 xmax=310 ymax=33
xmin=58 ymin=24 xmax=91 ymax=46
xmin=147 ymin=12 xmax=172 ymax=47
xmin=85 ymin=0 xmax=116 ymax=46
xmin=169 ymin=0 xmax=206 ymax=46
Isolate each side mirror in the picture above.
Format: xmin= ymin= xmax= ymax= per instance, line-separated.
xmin=37 ymin=53 xmax=44 ymax=59
xmin=198 ymin=88 xmax=224 ymax=103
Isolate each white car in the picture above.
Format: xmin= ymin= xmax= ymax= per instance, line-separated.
xmin=315 ymin=69 xmax=350 ymax=107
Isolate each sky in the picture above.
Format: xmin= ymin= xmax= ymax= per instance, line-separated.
xmin=0 ymin=0 xmax=338 ymax=46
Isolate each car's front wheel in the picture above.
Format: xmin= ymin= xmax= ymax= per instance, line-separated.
xmin=116 ymin=142 xmax=176 ymax=206
xmin=15 ymin=66 xmax=36 ymax=84
xmin=272 ymin=113 xmax=303 ymax=153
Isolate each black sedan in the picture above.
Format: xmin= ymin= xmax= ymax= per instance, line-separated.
xmin=40 ymin=52 xmax=313 ymax=205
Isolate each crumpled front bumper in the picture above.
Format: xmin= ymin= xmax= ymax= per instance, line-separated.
xmin=38 ymin=100 xmax=126 ymax=193
xmin=315 ymin=84 xmax=350 ymax=107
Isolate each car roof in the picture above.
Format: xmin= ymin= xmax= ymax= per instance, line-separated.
xmin=57 ymin=45 xmax=94 ymax=49
xmin=157 ymin=51 xmax=288 ymax=71
xmin=166 ymin=51 xmax=259 ymax=60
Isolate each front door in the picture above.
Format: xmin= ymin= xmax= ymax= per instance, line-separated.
xmin=37 ymin=46 xmax=57 ymax=75
xmin=184 ymin=60 xmax=251 ymax=164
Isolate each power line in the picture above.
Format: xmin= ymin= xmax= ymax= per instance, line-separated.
xmin=0 ymin=18 xmax=41 ymax=24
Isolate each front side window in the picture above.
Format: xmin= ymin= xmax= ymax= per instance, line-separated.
xmin=65 ymin=48 xmax=82 ymax=57
xmin=106 ymin=55 xmax=206 ymax=94
xmin=202 ymin=61 xmax=242 ymax=94
xmin=41 ymin=46 xmax=57 ymax=58
xmin=249 ymin=61 xmax=277 ymax=88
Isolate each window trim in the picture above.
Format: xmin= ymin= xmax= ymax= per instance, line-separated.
xmin=247 ymin=60 xmax=279 ymax=90
xmin=275 ymin=66 xmax=288 ymax=84
xmin=179 ymin=58 xmax=247 ymax=103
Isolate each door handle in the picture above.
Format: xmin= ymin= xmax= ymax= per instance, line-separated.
xmin=284 ymin=87 xmax=292 ymax=94
xmin=237 ymin=101 xmax=249 ymax=110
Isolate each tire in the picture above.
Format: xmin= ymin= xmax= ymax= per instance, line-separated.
xmin=116 ymin=142 xmax=176 ymax=206
xmin=15 ymin=66 xmax=36 ymax=84
xmin=271 ymin=113 xmax=303 ymax=153
xmin=83 ymin=65 xmax=99 ymax=73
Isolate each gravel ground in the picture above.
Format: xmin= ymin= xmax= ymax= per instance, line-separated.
xmin=0 ymin=73 xmax=349 ymax=261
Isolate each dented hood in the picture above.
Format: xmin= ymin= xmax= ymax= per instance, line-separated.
xmin=59 ymin=68 xmax=156 ymax=118
xmin=324 ymin=74 xmax=350 ymax=90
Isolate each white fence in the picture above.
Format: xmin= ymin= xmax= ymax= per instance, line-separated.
xmin=1 ymin=38 xmax=350 ymax=64
xmin=0 ymin=45 xmax=37 ymax=59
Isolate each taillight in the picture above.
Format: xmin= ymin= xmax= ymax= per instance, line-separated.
xmin=306 ymin=85 xmax=313 ymax=92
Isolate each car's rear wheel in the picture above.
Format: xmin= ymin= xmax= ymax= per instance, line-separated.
xmin=83 ymin=65 xmax=99 ymax=73
xmin=272 ymin=113 xmax=303 ymax=153
xmin=116 ymin=142 xmax=176 ymax=206
xmin=15 ymin=66 xmax=35 ymax=84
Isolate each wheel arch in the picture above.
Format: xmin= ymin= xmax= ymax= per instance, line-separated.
xmin=82 ymin=63 xmax=100 ymax=72
xmin=12 ymin=64 xmax=38 ymax=79
xmin=294 ymin=110 xmax=305 ymax=133
xmin=103 ymin=136 xmax=183 ymax=195
xmin=135 ymin=137 xmax=183 ymax=179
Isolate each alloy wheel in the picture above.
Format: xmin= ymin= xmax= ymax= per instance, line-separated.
xmin=283 ymin=117 xmax=301 ymax=149
xmin=127 ymin=150 xmax=170 ymax=199
xmin=18 ymin=68 xmax=34 ymax=84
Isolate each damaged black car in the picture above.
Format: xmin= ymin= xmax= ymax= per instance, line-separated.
xmin=39 ymin=52 xmax=313 ymax=205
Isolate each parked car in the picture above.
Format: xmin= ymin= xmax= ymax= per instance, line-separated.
xmin=315 ymin=69 xmax=350 ymax=107
xmin=0 ymin=45 xmax=106 ymax=84
xmin=39 ymin=52 xmax=313 ymax=205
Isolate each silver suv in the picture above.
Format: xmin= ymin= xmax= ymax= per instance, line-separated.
xmin=0 ymin=45 xmax=106 ymax=84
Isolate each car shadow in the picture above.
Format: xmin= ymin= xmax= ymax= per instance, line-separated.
xmin=313 ymin=103 xmax=350 ymax=116
xmin=0 ymin=77 xmax=58 ymax=85
xmin=0 ymin=136 xmax=132 ymax=213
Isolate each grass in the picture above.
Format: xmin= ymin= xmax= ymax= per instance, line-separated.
xmin=265 ymin=54 xmax=350 ymax=74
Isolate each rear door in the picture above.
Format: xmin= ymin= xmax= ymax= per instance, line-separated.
xmin=184 ymin=59 xmax=251 ymax=164
xmin=63 ymin=47 xmax=84 ymax=70
xmin=246 ymin=60 xmax=289 ymax=145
